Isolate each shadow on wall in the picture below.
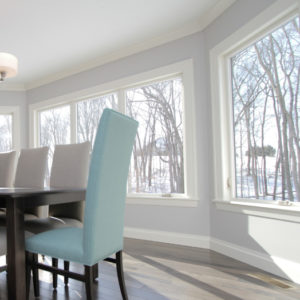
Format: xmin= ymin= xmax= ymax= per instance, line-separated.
xmin=210 ymin=201 xmax=300 ymax=284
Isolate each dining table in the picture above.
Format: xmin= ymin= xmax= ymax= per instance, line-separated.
xmin=0 ymin=187 xmax=86 ymax=300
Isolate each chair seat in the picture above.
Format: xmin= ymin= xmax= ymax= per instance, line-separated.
xmin=26 ymin=227 xmax=85 ymax=265
xmin=25 ymin=217 xmax=82 ymax=234
xmin=0 ymin=211 xmax=38 ymax=226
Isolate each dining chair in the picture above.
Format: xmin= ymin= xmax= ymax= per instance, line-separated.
xmin=25 ymin=141 xmax=91 ymax=287
xmin=0 ymin=147 xmax=48 ymax=281
xmin=0 ymin=151 xmax=17 ymax=215
xmin=15 ymin=147 xmax=49 ymax=220
xmin=0 ymin=151 xmax=17 ymax=187
xmin=25 ymin=142 xmax=90 ymax=233
xmin=0 ymin=147 xmax=49 ymax=226
xmin=25 ymin=108 xmax=138 ymax=300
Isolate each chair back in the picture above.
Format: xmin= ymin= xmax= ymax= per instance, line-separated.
xmin=0 ymin=151 xmax=17 ymax=187
xmin=49 ymin=142 xmax=90 ymax=222
xmin=14 ymin=147 xmax=49 ymax=217
xmin=83 ymin=109 xmax=138 ymax=265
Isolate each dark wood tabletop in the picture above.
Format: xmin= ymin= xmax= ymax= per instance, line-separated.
xmin=0 ymin=187 xmax=86 ymax=300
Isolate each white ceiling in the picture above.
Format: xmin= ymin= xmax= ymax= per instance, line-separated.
xmin=0 ymin=0 xmax=234 ymax=90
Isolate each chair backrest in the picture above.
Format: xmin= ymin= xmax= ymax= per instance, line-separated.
xmin=14 ymin=147 xmax=49 ymax=217
xmin=49 ymin=141 xmax=91 ymax=222
xmin=0 ymin=151 xmax=17 ymax=187
xmin=83 ymin=109 xmax=138 ymax=266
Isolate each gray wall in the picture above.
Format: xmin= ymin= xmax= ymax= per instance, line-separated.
xmin=0 ymin=90 xmax=27 ymax=149
xmin=26 ymin=32 xmax=211 ymax=237
xmin=204 ymin=0 xmax=300 ymax=281
xmin=3 ymin=0 xmax=297 ymax=282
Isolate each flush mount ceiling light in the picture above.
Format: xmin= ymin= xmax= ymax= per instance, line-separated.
xmin=0 ymin=53 xmax=18 ymax=82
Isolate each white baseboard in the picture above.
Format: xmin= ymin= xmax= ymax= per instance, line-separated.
xmin=210 ymin=238 xmax=300 ymax=284
xmin=124 ymin=227 xmax=210 ymax=248
xmin=124 ymin=227 xmax=300 ymax=284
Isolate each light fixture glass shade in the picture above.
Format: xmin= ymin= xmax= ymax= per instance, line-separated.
xmin=0 ymin=53 xmax=18 ymax=79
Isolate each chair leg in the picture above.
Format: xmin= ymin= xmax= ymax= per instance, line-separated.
xmin=52 ymin=258 xmax=58 ymax=289
xmin=64 ymin=260 xmax=70 ymax=285
xmin=84 ymin=265 xmax=94 ymax=300
xmin=92 ymin=263 xmax=98 ymax=282
xmin=25 ymin=252 xmax=32 ymax=300
xmin=116 ymin=251 xmax=128 ymax=300
xmin=32 ymin=254 xmax=40 ymax=297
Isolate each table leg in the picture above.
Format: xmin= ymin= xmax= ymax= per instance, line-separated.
xmin=6 ymin=199 xmax=26 ymax=300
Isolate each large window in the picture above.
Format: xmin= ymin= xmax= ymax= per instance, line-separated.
xmin=126 ymin=78 xmax=184 ymax=194
xmin=31 ymin=61 xmax=196 ymax=200
xmin=232 ymin=16 xmax=300 ymax=202
xmin=211 ymin=2 xmax=300 ymax=210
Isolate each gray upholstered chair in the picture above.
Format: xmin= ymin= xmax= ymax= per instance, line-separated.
xmin=15 ymin=147 xmax=49 ymax=218
xmin=25 ymin=142 xmax=90 ymax=234
xmin=0 ymin=151 xmax=17 ymax=260
xmin=0 ymin=151 xmax=17 ymax=215
xmin=0 ymin=147 xmax=48 ymax=285
xmin=0 ymin=147 xmax=49 ymax=226
xmin=25 ymin=141 xmax=91 ymax=287
xmin=0 ymin=151 xmax=17 ymax=187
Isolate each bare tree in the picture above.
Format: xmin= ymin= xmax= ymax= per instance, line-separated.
xmin=232 ymin=16 xmax=300 ymax=201
xmin=127 ymin=78 xmax=184 ymax=194
xmin=77 ymin=94 xmax=117 ymax=145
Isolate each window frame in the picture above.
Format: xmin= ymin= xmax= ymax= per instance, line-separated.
xmin=0 ymin=106 xmax=20 ymax=152
xmin=29 ymin=60 xmax=198 ymax=206
xmin=210 ymin=0 xmax=300 ymax=221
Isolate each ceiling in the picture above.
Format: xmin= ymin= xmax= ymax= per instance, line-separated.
xmin=0 ymin=0 xmax=234 ymax=90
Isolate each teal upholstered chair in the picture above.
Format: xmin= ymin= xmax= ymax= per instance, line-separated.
xmin=25 ymin=108 xmax=138 ymax=300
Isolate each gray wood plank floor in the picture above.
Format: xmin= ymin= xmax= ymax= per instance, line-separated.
xmin=0 ymin=238 xmax=299 ymax=299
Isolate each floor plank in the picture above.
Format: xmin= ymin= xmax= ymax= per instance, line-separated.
xmin=1 ymin=238 xmax=300 ymax=299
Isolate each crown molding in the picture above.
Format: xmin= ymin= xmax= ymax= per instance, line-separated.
xmin=4 ymin=0 xmax=236 ymax=91
xmin=0 ymin=83 xmax=26 ymax=92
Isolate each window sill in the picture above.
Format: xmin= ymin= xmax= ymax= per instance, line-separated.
xmin=213 ymin=199 xmax=300 ymax=223
xmin=126 ymin=195 xmax=198 ymax=207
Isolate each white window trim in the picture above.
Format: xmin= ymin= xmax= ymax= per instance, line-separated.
xmin=0 ymin=106 xmax=20 ymax=151
xmin=29 ymin=59 xmax=199 ymax=207
xmin=210 ymin=0 xmax=300 ymax=222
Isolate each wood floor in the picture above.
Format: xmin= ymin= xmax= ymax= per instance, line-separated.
xmin=0 ymin=238 xmax=299 ymax=299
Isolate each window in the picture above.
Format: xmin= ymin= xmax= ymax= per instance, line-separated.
xmin=0 ymin=114 xmax=13 ymax=152
xmin=31 ymin=60 xmax=197 ymax=202
xmin=211 ymin=1 xmax=300 ymax=217
xmin=126 ymin=78 xmax=184 ymax=194
xmin=0 ymin=107 xmax=20 ymax=152
xmin=232 ymin=16 xmax=300 ymax=202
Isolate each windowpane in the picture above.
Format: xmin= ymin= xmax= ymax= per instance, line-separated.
xmin=126 ymin=78 xmax=184 ymax=194
xmin=39 ymin=105 xmax=71 ymax=166
xmin=231 ymin=17 xmax=300 ymax=201
xmin=77 ymin=93 xmax=118 ymax=145
xmin=0 ymin=114 xmax=12 ymax=152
